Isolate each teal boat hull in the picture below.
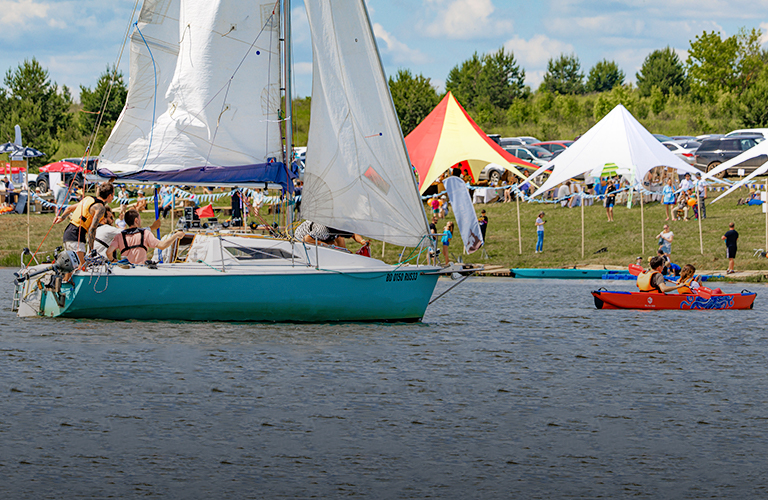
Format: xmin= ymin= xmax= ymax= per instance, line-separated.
xmin=510 ymin=268 xmax=630 ymax=279
xmin=40 ymin=270 xmax=440 ymax=322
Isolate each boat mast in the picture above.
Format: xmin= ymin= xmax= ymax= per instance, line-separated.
xmin=281 ymin=0 xmax=294 ymax=232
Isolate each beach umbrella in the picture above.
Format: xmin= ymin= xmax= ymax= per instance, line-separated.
xmin=1 ymin=163 xmax=26 ymax=174
xmin=39 ymin=161 xmax=83 ymax=173
xmin=0 ymin=143 xmax=46 ymax=158
xmin=15 ymin=146 xmax=45 ymax=158
xmin=589 ymin=162 xmax=631 ymax=179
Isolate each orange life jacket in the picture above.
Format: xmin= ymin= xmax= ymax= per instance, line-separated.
xmin=637 ymin=270 xmax=662 ymax=293
xmin=677 ymin=276 xmax=695 ymax=294
xmin=69 ymin=196 xmax=104 ymax=231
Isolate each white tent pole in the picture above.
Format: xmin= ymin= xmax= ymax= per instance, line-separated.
xmin=696 ymin=189 xmax=703 ymax=255
xmin=516 ymin=193 xmax=522 ymax=255
xmin=581 ymin=191 xmax=584 ymax=259
xmin=640 ymin=185 xmax=645 ymax=255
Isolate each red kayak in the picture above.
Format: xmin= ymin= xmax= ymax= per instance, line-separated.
xmin=592 ymin=289 xmax=756 ymax=310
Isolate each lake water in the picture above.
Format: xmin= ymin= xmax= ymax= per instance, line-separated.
xmin=2 ymin=267 xmax=768 ymax=499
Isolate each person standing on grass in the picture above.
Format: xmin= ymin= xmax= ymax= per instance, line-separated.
xmin=441 ymin=221 xmax=454 ymax=266
xmin=535 ymin=211 xmax=546 ymax=253
xmin=695 ymin=173 xmax=707 ymax=219
xmin=478 ymin=209 xmax=488 ymax=240
xmin=605 ymin=178 xmax=617 ymax=222
xmin=722 ymin=222 xmax=738 ymax=274
xmin=656 ymin=224 xmax=673 ymax=259
xmin=662 ymin=178 xmax=676 ymax=221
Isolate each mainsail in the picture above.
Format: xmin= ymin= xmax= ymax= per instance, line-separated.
xmin=302 ymin=0 xmax=429 ymax=247
xmin=98 ymin=0 xmax=291 ymax=189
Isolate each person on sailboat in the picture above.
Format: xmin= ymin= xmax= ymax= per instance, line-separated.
xmin=106 ymin=209 xmax=184 ymax=265
xmin=53 ymin=182 xmax=114 ymax=267
xmin=329 ymin=228 xmax=369 ymax=249
xmin=93 ymin=207 xmax=121 ymax=258
xmin=293 ymin=220 xmax=337 ymax=245
xmin=94 ymin=207 xmax=162 ymax=258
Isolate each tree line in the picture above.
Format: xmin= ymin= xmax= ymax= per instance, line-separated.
xmin=1 ymin=26 xmax=766 ymax=171
xmin=389 ymin=26 xmax=768 ymax=140
xmin=0 ymin=59 xmax=126 ymax=169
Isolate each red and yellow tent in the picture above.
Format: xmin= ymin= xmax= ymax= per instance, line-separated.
xmin=405 ymin=92 xmax=537 ymax=194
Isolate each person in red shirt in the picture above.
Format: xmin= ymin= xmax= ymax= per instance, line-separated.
xmin=106 ymin=209 xmax=183 ymax=265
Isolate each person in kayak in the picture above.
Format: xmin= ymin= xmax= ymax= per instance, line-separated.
xmin=676 ymin=264 xmax=700 ymax=294
xmin=637 ymin=256 xmax=685 ymax=293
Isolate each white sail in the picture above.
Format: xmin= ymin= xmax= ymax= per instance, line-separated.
xmin=99 ymin=0 xmax=287 ymax=185
xmin=302 ymin=0 xmax=429 ymax=247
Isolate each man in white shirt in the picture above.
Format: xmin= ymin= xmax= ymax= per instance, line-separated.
xmin=557 ymin=181 xmax=572 ymax=207
xmin=93 ymin=207 xmax=122 ymax=258
xmin=694 ymin=173 xmax=707 ymax=219
xmin=679 ymin=173 xmax=694 ymax=192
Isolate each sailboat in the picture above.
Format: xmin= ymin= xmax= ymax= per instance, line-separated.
xmin=13 ymin=0 xmax=449 ymax=322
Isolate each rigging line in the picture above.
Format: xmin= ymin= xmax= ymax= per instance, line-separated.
xmin=134 ymin=22 xmax=158 ymax=171
xmin=428 ymin=274 xmax=472 ymax=305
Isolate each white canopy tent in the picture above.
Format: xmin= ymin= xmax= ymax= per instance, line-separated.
xmin=527 ymin=104 xmax=700 ymax=197
xmin=524 ymin=104 xmax=703 ymax=255
xmin=708 ymin=140 xmax=768 ymax=204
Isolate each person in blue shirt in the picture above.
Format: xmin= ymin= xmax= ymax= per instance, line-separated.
xmin=441 ymin=221 xmax=453 ymax=266
xmin=661 ymin=178 xmax=676 ymax=221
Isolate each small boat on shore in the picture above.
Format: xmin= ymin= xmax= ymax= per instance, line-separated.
xmin=511 ymin=268 xmax=629 ymax=279
xmin=592 ymin=289 xmax=756 ymax=310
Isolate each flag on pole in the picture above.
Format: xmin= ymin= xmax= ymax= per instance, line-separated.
xmin=443 ymin=176 xmax=483 ymax=254
xmin=196 ymin=204 xmax=215 ymax=218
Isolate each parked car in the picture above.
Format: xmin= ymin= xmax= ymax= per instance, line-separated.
xmin=652 ymin=133 xmax=674 ymax=142
xmin=35 ymin=156 xmax=99 ymax=193
xmin=511 ymin=136 xmax=541 ymax=145
xmin=663 ymin=140 xmax=700 ymax=165
xmin=532 ymin=141 xmax=574 ymax=154
xmin=693 ymin=135 xmax=765 ymax=176
xmin=478 ymin=164 xmax=506 ymax=183
xmin=505 ymin=145 xmax=553 ymax=167
xmin=696 ymin=134 xmax=725 ymax=141
xmin=499 ymin=137 xmax=523 ymax=147
xmin=672 ymin=136 xmax=697 ymax=142
xmin=725 ymin=128 xmax=768 ymax=140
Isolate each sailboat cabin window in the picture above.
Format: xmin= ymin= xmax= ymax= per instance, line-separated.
xmin=225 ymin=246 xmax=293 ymax=260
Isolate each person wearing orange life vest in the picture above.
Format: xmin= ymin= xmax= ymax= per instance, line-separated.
xmin=54 ymin=182 xmax=115 ymax=266
xmin=676 ymin=264 xmax=700 ymax=294
xmin=637 ymin=256 xmax=685 ymax=293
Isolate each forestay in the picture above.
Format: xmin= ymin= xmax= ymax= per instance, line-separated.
xmin=98 ymin=0 xmax=290 ymax=188
xmin=302 ymin=0 xmax=429 ymax=247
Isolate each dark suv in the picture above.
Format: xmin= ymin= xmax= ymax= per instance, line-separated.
xmin=694 ymin=135 xmax=765 ymax=176
xmin=35 ymin=156 xmax=99 ymax=192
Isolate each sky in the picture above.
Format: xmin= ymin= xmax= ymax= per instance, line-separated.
xmin=0 ymin=0 xmax=767 ymax=101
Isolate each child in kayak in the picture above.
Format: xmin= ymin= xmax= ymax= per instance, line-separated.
xmin=676 ymin=264 xmax=700 ymax=294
